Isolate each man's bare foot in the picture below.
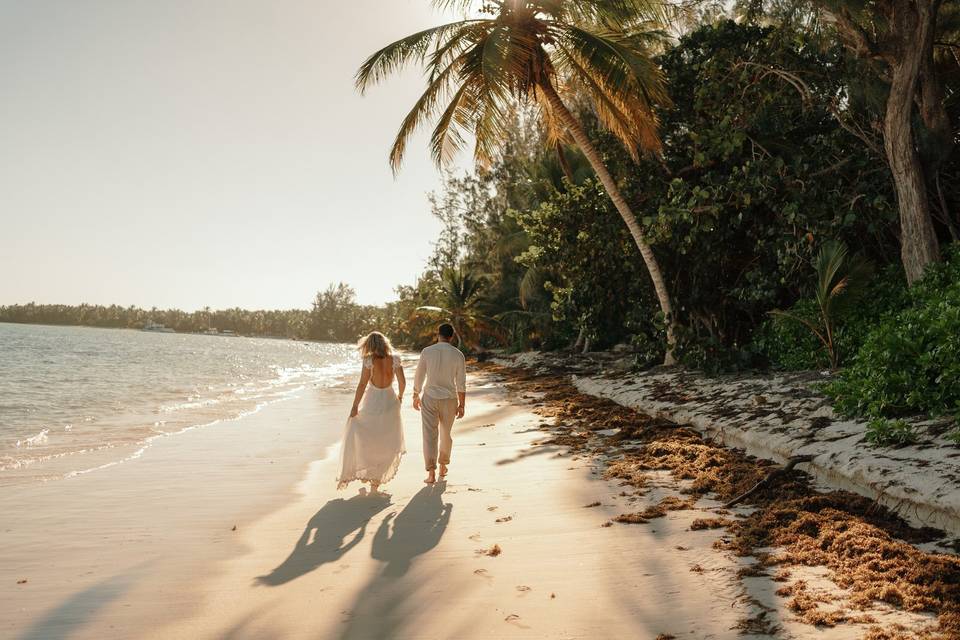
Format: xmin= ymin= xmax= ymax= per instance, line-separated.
xmin=424 ymin=470 xmax=436 ymax=484
xmin=439 ymin=464 xmax=448 ymax=479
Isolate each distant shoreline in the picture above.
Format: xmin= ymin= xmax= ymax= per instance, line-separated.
xmin=0 ymin=320 xmax=330 ymax=343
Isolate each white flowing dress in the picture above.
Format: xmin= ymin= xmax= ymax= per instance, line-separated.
xmin=337 ymin=355 xmax=406 ymax=489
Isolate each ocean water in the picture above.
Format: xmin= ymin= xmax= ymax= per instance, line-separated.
xmin=0 ymin=323 xmax=359 ymax=486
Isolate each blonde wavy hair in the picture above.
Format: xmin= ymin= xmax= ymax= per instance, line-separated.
xmin=358 ymin=331 xmax=394 ymax=359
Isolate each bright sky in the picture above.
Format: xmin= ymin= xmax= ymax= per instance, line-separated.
xmin=0 ymin=0 xmax=469 ymax=310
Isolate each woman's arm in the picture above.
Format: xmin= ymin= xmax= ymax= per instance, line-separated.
xmin=395 ymin=366 xmax=406 ymax=403
xmin=350 ymin=366 xmax=371 ymax=417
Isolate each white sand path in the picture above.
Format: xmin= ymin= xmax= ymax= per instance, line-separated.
xmin=145 ymin=373 xmax=928 ymax=639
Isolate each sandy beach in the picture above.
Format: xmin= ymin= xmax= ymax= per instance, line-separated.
xmin=2 ymin=364 xmax=948 ymax=639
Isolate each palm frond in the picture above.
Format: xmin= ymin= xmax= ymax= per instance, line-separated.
xmin=551 ymin=24 xmax=669 ymax=157
xmin=389 ymin=58 xmax=462 ymax=172
xmin=814 ymin=239 xmax=873 ymax=316
xmin=355 ymin=20 xmax=478 ymax=93
xmin=427 ymin=80 xmax=474 ymax=168
xmin=559 ymin=0 xmax=681 ymax=30
xmin=518 ymin=266 xmax=547 ymax=309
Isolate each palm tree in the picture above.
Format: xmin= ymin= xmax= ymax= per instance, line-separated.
xmin=357 ymin=0 xmax=679 ymax=363
xmin=770 ymin=240 xmax=874 ymax=369
xmin=414 ymin=266 xmax=503 ymax=350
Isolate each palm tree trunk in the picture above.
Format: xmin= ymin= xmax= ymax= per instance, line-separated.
xmin=555 ymin=141 xmax=575 ymax=184
xmin=538 ymin=80 xmax=678 ymax=364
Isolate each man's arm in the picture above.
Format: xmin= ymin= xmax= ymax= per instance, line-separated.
xmin=412 ymin=354 xmax=427 ymax=411
xmin=455 ymin=355 xmax=466 ymax=418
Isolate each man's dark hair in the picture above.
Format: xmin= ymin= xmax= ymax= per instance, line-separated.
xmin=438 ymin=323 xmax=455 ymax=339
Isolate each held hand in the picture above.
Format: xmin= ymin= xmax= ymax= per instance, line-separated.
xmin=397 ymin=394 xmax=403 ymax=404
xmin=456 ymin=404 xmax=465 ymax=419
xmin=412 ymin=395 xmax=421 ymax=411
xmin=350 ymin=405 xmax=359 ymax=418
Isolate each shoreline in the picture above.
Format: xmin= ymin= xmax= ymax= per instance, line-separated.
xmin=1 ymin=387 xmax=351 ymax=639
xmin=0 ymin=323 xmax=363 ymax=488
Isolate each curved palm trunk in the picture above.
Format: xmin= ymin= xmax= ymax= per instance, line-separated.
xmin=555 ymin=141 xmax=575 ymax=184
xmin=538 ymin=80 xmax=678 ymax=364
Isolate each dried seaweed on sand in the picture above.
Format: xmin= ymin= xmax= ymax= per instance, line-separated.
xmin=475 ymin=360 xmax=960 ymax=637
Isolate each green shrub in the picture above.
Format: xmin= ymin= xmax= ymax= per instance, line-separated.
xmin=825 ymin=246 xmax=960 ymax=419
xmin=753 ymin=299 xmax=828 ymax=369
xmin=754 ymin=265 xmax=909 ymax=371
xmin=865 ymin=418 xmax=919 ymax=446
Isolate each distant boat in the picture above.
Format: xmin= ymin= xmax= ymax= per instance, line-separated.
xmin=202 ymin=328 xmax=238 ymax=337
xmin=142 ymin=321 xmax=175 ymax=333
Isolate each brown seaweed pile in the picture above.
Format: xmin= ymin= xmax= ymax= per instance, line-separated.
xmin=476 ymin=360 xmax=960 ymax=638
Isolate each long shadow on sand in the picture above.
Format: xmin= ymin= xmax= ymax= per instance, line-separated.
xmin=371 ymin=482 xmax=452 ymax=578
xmin=18 ymin=570 xmax=139 ymax=640
xmin=257 ymin=492 xmax=391 ymax=586
xmin=338 ymin=483 xmax=453 ymax=639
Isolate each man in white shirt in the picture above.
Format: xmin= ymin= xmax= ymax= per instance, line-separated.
xmin=412 ymin=323 xmax=466 ymax=484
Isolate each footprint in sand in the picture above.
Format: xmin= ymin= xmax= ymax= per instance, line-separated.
xmin=469 ymin=533 xmax=482 ymax=541
xmin=487 ymin=506 xmax=499 ymax=512
xmin=495 ymin=515 xmax=513 ymax=523
xmin=516 ymin=585 xmax=532 ymax=594
xmin=504 ymin=614 xmax=530 ymax=629
xmin=473 ymin=568 xmax=492 ymax=580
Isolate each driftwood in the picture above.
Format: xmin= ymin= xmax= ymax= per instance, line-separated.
xmin=724 ymin=455 xmax=815 ymax=509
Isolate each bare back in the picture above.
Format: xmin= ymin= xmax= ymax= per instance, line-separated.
xmin=368 ymin=355 xmax=395 ymax=389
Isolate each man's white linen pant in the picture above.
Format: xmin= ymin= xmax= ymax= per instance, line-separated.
xmin=421 ymin=395 xmax=458 ymax=471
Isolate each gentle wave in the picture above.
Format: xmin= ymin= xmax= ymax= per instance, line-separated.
xmin=15 ymin=428 xmax=49 ymax=448
xmin=0 ymin=324 xmax=360 ymax=485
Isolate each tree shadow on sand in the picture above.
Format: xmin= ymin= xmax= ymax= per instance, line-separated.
xmin=371 ymin=482 xmax=453 ymax=578
xmin=256 ymin=491 xmax=391 ymax=586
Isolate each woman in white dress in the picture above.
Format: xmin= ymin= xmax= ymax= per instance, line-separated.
xmin=337 ymin=332 xmax=406 ymax=493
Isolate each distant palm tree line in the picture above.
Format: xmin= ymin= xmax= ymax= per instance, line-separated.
xmin=0 ymin=285 xmax=392 ymax=343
